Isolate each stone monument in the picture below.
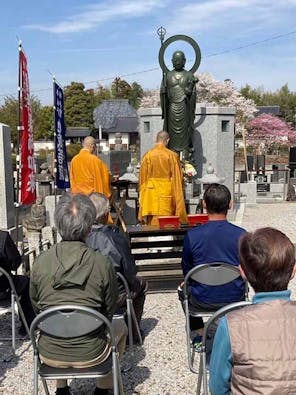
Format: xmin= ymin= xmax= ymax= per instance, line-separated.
xmin=0 ymin=123 xmax=15 ymax=230
xmin=22 ymin=196 xmax=46 ymax=232
xmin=36 ymin=162 xmax=54 ymax=197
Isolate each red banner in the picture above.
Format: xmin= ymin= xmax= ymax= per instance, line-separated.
xmin=19 ymin=49 xmax=36 ymax=204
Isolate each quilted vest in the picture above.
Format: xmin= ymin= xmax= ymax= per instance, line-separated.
xmin=227 ymin=299 xmax=296 ymax=394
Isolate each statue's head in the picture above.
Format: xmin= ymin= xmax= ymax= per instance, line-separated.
xmin=172 ymin=51 xmax=186 ymax=71
xmin=36 ymin=196 xmax=43 ymax=205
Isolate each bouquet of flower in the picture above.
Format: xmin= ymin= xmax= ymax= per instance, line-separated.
xmin=183 ymin=160 xmax=197 ymax=183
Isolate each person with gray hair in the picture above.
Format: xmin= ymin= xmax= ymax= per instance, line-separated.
xmin=30 ymin=193 xmax=127 ymax=395
xmin=87 ymin=192 xmax=148 ymax=342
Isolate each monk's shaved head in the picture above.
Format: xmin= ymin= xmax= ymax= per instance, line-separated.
xmin=156 ymin=131 xmax=169 ymax=144
xmin=83 ymin=136 xmax=96 ymax=149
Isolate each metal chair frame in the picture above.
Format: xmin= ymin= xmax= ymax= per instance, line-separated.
xmin=183 ymin=263 xmax=248 ymax=374
xmin=110 ymin=189 xmax=127 ymax=232
xmin=0 ymin=267 xmax=30 ymax=351
xmin=30 ymin=305 xmax=124 ymax=395
xmin=116 ymin=272 xmax=143 ymax=351
xmin=196 ymin=301 xmax=252 ymax=395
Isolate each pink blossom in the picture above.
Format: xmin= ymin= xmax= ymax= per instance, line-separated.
xmin=247 ymin=113 xmax=296 ymax=147
xmin=139 ymin=73 xmax=257 ymax=135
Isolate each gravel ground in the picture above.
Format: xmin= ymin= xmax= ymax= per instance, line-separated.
xmin=1 ymin=202 xmax=296 ymax=395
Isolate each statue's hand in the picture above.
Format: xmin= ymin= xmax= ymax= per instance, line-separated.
xmin=184 ymin=87 xmax=192 ymax=96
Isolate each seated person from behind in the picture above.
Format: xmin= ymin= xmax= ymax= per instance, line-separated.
xmin=178 ymin=183 xmax=246 ymax=345
xmin=30 ymin=193 xmax=127 ymax=395
xmin=0 ymin=230 xmax=35 ymax=335
xmin=210 ymin=227 xmax=296 ymax=395
xmin=86 ymin=192 xmax=148 ymax=339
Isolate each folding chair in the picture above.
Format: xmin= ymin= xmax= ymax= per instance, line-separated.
xmin=183 ymin=263 xmax=248 ymax=374
xmin=30 ymin=305 xmax=124 ymax=395
xmin=116 ymin=272 xmax=143 ymax=351
xmin=22 ymin=246 xmax=37 ymax=274
xmin=196 ymin=300 xmax=252 ymax=395
xmin=40 ymin=239 xmax=51 ymax=252
xmin=0 ymin=267 xmax=30 ymax=351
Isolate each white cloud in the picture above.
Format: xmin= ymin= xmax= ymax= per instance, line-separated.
xmin=165 ymin=0 xmax=296 ymax=35
xmin=24 ymin=0 xmax=167 ymax=34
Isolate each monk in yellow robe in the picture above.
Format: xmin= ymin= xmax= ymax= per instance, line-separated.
xmin=70 ymin=136 xmax=111 ymax=198
xmin=138 ymin=131 xmax=187 ymax=225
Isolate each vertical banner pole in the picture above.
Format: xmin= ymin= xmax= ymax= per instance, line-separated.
xmin=15 ymin=41 xmax=22 ymax=245
xmin=53 ymin=78 xmax=70 ymax=207
xmin=53 ymin=77 xmax=57 ymax=207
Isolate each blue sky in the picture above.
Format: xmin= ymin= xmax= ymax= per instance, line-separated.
xmin=1 ymin=0 xmax=296 ymax=105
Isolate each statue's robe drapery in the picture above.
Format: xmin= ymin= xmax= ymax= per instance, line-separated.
xmin=161 ymin=69 xmax=196 ymax=154
xmin=138 ymin=144 xmax=187 ymax=225
xmin=70 ymin=149 xmax=111 ymax=198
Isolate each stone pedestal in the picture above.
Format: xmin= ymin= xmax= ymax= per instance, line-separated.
xmin=138 ymin=105 xmax=236 ymax=200
xmin=27 ymin=231 xmax=41 ymax=255
xmin=184 ymin=183 xmax=194 ymax=200
xmin=41 ymin=226 xmax=54 ymax=246
xmin=37 ymin=180 xmax=53 ymax=198
xmin=0 ymin=123 xmax=15 ymax=229
xmin=44 ymin=195 xmax=61 ymax=227
xmin=240 ymin=181 xmax=257 ymax=204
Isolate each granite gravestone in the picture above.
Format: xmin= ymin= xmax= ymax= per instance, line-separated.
xmin=99 ymin=151 xmax=131 ymax=178
xmin=0 ymin=123 xmax=15 ymax=229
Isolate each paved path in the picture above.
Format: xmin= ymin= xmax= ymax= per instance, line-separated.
xmin=236 ymin=201 xmax=296 ymax=243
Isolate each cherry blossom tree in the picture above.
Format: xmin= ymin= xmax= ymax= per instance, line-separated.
xmin=140 ymin=72 xmax=257 ymax=134
xmin=247 ymin=113 xmax=296 ymax=152
xmin=196 ymin=73 xmax=257 ymax=134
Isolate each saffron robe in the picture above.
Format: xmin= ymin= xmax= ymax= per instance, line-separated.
xmin=138 ymin=144 xmax=187 ymax=224
xmin=70 ymin=149 xmax=111 ymax=198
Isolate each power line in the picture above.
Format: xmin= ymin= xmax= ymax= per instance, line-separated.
xmin=1 ymin=29 xmax=296 ymax=99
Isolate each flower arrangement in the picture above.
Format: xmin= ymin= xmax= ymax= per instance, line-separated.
xmin=183 ymin=160 xmax=197 ymax=183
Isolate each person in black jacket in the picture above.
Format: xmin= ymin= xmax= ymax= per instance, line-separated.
xmin=86 ymin=192 xmax=148 ymax=337
xmin=0 ymin=230 xmax=35 ymax=335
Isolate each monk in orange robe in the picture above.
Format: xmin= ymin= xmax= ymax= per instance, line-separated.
xmin=70 ymin=136 xmax=111 ymax=198
xmin=138 ymin=131 xmax=187 ymax=225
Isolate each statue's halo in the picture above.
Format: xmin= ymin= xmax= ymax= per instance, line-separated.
xmin=158 ymin=34 xmax=201 ymax=74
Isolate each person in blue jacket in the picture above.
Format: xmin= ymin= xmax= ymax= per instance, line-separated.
xmin=178 ymin=183 xmax=246 ymax=345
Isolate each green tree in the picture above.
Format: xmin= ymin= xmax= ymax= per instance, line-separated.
xmin=94 ymin=84 xmax=112 ymax=105
xmin=34 ymin=105 xmax=54 ymax=140
xmin=111 ymin=77 xmax=131 ymax=98
xmin=240 ymin=83 xmax=296 ymax=127
xmin=128 ymin=82 xmax=144 ymax=109
xmin=0 ymin=95 xmax=41 ymax=147
xmin=240 ymin=84 xmax=265 ymax=106
xmin=111 ymin=77 xmax=143 ymax=108
xmin=64 ymin=82 xmax=94 ymax=129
